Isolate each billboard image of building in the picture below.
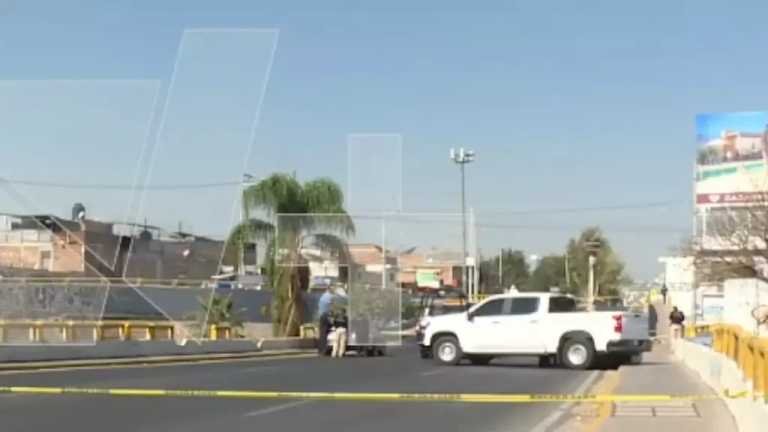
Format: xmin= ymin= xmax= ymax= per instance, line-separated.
xmin=695 ymin=112 xmax=768 ymax=251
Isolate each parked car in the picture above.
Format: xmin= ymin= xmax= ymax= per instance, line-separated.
xmin=418 ymin=293 xmax=651 ymax=369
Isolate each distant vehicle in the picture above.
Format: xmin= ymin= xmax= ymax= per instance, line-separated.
xmin=419 ymin=293 xmax=651 ymax=369
xmin=207 ymin=273 xmax=268 ymax=290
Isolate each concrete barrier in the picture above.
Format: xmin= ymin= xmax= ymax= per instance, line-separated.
xmin=675 ymin=338 xmax=768 ymax=432
xmin=257 ymin=337 xmax=317 ymax=351
xmin=0 ymin=340 xmax=264 ymax=363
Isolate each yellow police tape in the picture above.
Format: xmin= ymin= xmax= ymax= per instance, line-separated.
xmin=0 ymin=386 xmax=751 ymax=403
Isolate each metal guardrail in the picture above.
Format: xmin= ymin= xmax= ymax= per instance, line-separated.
xmin=0 ymin=320 xmax=238 ymax=344
xmin=688 ymin=323 xmax=768 ymax=403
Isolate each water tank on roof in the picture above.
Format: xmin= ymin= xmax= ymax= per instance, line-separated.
xmin=72 ymin=203 xmax=86 ymax=221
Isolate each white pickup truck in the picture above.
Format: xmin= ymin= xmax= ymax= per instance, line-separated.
xmin=418 ymin=292 xmax=651 ymax=369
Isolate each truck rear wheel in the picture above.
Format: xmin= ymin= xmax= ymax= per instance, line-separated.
xmin=560 ymin=337 xmax=595 ymax=370
xmin=433 ymin=336 xmax=462 ymax=365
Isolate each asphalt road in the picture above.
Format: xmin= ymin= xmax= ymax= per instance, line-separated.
xmin=0 ymin=343 xmax=601 ymax=432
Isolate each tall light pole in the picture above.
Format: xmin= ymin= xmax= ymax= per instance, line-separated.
xmin=499 ymin=248 xmax=504 ymax=292
xmin=585 ymin=240 xmax=601 ymax=311
xmin=450 ymin=147 xmax=475 ymax=298
xmin=239 ymin=173 xmax=256 ymax=276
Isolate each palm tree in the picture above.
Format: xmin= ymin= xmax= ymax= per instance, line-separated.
xmin=226 ymin=173 xmax=354 ymax=336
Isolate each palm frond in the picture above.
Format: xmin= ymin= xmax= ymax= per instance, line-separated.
xmin=303 ymin=233 xmax=352 ymax=265
xmin=243 ymin=174 xmax=306 ymax=218
xmin=302 ymin=178 xmax=346 ymax=213
xmin=226 ymin=218 xmax=274 ymax=247
xmin=300 ymin=212 xmax=356 ymax=237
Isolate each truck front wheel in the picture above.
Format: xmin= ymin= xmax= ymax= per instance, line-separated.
xmin=560 ymin=338 xmax=595 ymax=370
xmin=433 ymin=336 xmax=463 ymax=365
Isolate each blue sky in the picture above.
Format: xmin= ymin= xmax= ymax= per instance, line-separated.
xmin=696 ymin=112 xmax=768 ymax=143
xmin=3 ymin=0 xmax=768 ymax=280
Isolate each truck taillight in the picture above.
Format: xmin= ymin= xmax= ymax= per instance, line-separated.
xmin=612 ymin=314 xmax=623 ymax=333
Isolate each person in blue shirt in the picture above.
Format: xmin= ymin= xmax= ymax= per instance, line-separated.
xmin=318 ymin=287 xmax=334 ymax=317
xmin=317 ymin=287 xmax=334 ymax=355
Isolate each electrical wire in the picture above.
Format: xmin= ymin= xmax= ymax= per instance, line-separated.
xmin=0 ymin=178 xmax=240 ymax=191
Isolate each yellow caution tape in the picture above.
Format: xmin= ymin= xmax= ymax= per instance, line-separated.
xmin=0 ymin=386 xmax=742 ymax=403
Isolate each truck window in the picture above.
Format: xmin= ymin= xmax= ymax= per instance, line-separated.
xmin=471 ymin=299 xmax=504 ymax=317
xmin=508 ymin=298 xmax=539 ymax=315
xmin=549 ymin=296 xmax=577 ymax=313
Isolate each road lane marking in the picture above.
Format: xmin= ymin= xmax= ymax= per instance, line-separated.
xmin=419 ymin=369 xmax=449 ymax=376
xmin=0 ymin=385 xmax=730 ymax=404
xmin=578 ymin=370 xmax=621 ymax=432
xmin=529 ymin=370 xmax=600 ymax=432
xmin=244 ymin=400 xmax=310 ymax=417
xmin=241 ymin=365 xmax=281 ymax=373
xmin=0 ymin=353 xmax=317 ymax=376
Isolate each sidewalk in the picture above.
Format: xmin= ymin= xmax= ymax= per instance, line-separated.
xmin=597 ymin=338 xmax=737 ymax=432
xmin=555 ymin=302 xmax=738 ymax=432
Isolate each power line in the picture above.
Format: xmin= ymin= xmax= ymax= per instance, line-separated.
xmin=0 ymin=178 xmax=240 ymax=191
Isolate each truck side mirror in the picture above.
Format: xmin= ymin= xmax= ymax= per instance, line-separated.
xmin=467 ymin=311 xmax=474 ymax=322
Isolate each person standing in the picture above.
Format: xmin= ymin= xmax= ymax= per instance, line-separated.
xmin=660 ymin=285 xmax=668 ymax=305
xmin=669 ymin=306 xmax=685 ymax=340
xmin=330 ymin=302 xmax=348 ymax=358
xmin=316 ymin=287 xmax=334 ymax=355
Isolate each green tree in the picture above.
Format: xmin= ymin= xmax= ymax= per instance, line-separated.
xmin=479 ymin=249 xmax=530 ymax=293
xmin=225 ymin=173 xmax=354 ymax=336
xmin=201 ymin=294 xmax=244 ymax=331
xmin=564 ymin=227 xmax=629 ymax=298
xmin=526 ymin=255 xmax=567 ymax=292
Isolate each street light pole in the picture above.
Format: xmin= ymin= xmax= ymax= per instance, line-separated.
xmin=450 ymin=147 xmax=475 ymax=298
xmin=585 ymin=240 xmax=601 ymax=311
xmin=499 ymin=248 xmax=504 ymax=292
xmin=239 ymin=173 xmax=256 ymax=276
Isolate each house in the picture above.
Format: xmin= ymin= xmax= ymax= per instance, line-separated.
xmin=0 ymin=211 xmax=224 ymax=280
xmin=397 ymin=248 xmax=462 ymax=291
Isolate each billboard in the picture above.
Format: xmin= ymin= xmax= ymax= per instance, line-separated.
xmin=695 ymin=112 xmax=768 ymax=206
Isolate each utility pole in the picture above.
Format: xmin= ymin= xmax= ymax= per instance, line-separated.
xmin=450 ymin=147 xmax=475 ymax=298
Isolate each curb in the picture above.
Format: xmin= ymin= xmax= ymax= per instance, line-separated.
xmin=0 ymin=349 xmax=316 ymax=372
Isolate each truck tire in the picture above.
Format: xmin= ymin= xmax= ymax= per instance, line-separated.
xmin=468 ymin=355 xmax=493 ymax=365
xmin=560 ymin=337 xmax=595 ymax=370
xmin=433 ymin=336 xmax=463 ymax=365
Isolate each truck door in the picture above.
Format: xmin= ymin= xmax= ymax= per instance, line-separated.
xmin=464 ymin=298 xmax=508 ymax=352
xmin=495 ymin=297 xmax=544 ymax=353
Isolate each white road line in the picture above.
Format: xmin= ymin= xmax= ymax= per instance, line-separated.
xmin=528 ymin=370 xmax=600 ymax=432
xmin=420 ymin=369 xmax=449 ymax=376
xmin=243 ymin=400 xmax=310 ymax=417
xmin=241 ymin=365 xmax=281 ymax=373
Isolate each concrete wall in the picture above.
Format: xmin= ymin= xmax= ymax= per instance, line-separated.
xmin=675 ymin=339 xmax=768 ymax=432
xmin=723 ymin=279 xmax=768 ymax=337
